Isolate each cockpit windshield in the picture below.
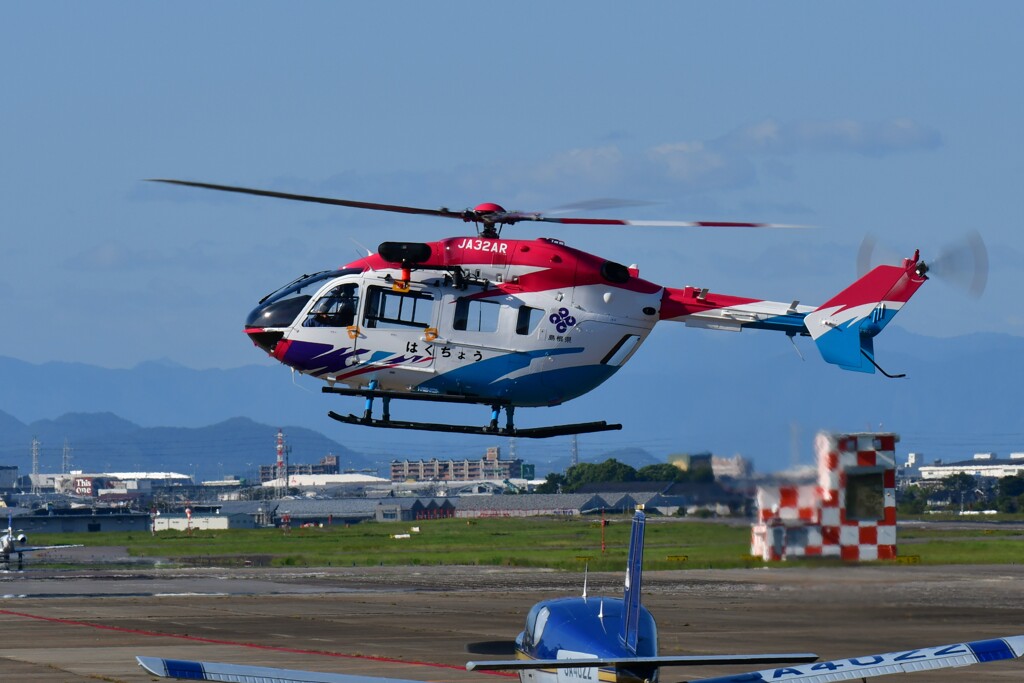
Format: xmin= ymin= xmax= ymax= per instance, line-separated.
xmin=258 ymin=269 xmax=356 ymax=306
xmin=246 ymin=269 xmax=360 ymax=329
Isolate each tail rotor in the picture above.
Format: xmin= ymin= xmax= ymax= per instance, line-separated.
xmin=858 ymin=230 xmax=988 ymax=298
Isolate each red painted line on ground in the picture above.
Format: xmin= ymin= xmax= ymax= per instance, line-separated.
xmin=0 ymin=608 xmax=516 ymax=677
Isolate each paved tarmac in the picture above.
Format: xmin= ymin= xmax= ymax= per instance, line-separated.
xmin=1 ymin=559 xmax=1022 ymax=682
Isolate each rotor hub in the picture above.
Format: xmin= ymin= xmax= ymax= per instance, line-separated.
xmin=473 ymin=202 xmax=505 ymax=214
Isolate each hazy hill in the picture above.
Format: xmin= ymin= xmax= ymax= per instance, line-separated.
xmin=0 ymin=412 xmax=371 ymax=482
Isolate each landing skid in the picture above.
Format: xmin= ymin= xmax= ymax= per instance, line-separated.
xmin=322 ymin=386 xmax=621 ymax=438
xmin=327 ymin=411 xmax=621 ymax=438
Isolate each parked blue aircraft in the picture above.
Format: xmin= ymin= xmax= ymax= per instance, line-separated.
xmin=138 ymin=510 xmax=1023 ymax=682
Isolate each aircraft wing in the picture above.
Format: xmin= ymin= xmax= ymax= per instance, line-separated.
xmin=138 ymin=636 xmax=1024 ymax=683
xmin=15 ymin=544 xmax=82 ymax=553
xmin=137 ymin=656 xmax=436 ymax=683
xmin=686 ymin=635 xmax=1024 ymax=682
xmin=467 ymin=654 xmax=818 ymax=671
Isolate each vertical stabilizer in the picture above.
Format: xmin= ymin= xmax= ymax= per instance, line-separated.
xmin=804 ymin=253 xmax=928 ymax=373
xmin=620 ymin=509 xmax=646 ymax=653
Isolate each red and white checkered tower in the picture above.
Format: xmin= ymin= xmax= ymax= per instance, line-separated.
xmin=751 ymin=431 xmax=898 ymax=561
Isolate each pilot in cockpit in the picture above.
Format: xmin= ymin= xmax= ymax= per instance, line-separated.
xmin=304 ymin=284 xmax=358 ymax=327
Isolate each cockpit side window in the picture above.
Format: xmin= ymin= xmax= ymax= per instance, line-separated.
xmin=523 ymin=604 xmax=539 ymax=648
xmin=532 ymin=606 xmax=550 ymax=646
xmin=304 ymin=283 xmax=360 ymax=328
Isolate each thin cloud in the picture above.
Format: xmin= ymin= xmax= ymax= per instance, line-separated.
xmin=646 ymin=141 xmax=757 ymax=191
xmin=719 ymin=118 xmax=942 ymax=157
xmin=188 ymin=117 xmax=942 ymax=217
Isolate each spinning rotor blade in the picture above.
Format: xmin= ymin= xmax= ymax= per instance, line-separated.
xmin=148 ymin=179 xmax=469 ymax=220
xmin=856 ymin=234 xmax=903 ymax=276
xmin=504 ymin=213 xmax=805 ymax=228
xmin=545 ymin=198 xmax=658 ymax=213
xmin=857 ymin=230 xmax=988 ymax=298
xmin=928 ymin=229 xmax=989 ymax=298
xmin=149 ymin=179 xmax=802 ymax=230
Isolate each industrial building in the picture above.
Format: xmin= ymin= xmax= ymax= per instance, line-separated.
xmin=50 ymin=472 xmax=193 ymax=500
xmin=6 ymin=506 xmax=151 ymax=534
xmin=390 ymin=446 xmax=534 ymax=482
xmin=917 ymin=453 xmax=1024 ymax=480
xmin=258 ymin=454 xmax=343 ymax=483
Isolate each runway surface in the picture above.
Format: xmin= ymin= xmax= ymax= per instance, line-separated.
xmin=1 ymin=560 xmax=1022 ymax=682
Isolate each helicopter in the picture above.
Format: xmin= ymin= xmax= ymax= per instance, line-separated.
xmin=153 ymin=179 xmax=931 ymax=438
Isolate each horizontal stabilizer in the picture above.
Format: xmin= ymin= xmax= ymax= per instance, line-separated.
xmin=690 ymin=635 xmax=1024 ymax=682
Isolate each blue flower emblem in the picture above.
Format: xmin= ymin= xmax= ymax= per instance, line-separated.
xmin=549 ymin=307 xmax=577 ymax=333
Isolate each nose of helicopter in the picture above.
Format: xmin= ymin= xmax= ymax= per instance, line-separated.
xmin=245 ymin=327 xmax=284 ymax=354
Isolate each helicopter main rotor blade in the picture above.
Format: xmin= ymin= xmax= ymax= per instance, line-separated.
xmin=506 ymin=213 xmax=806 ymax=228
xmin=147 ymin=179 xmax=469 ymax=220
xmin=149 ymin=179 xmax=803 ymax=229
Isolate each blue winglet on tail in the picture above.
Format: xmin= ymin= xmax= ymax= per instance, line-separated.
xmin=620 ymin=509 xmax=646 ymax=653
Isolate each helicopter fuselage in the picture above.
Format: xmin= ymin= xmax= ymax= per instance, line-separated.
xmin=245 ymin=237 xmax=662 ymax=408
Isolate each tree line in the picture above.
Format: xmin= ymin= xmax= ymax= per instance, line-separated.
xmin=535 ymin=458 xmax=713 ymax=494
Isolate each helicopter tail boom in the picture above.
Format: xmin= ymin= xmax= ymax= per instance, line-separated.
xmin=659 ymin=251 xmax=928 ymax=375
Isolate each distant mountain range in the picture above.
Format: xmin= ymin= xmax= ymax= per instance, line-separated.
xmin=0 ymin=328 xmax=1021 ymax=480
xmin=0 ymin=411 xmax=371 ymax=482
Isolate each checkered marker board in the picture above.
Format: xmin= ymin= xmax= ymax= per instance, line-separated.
xmin=752 ymin=432 xmax=898 ymax=561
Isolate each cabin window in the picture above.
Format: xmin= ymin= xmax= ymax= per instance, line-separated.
xmin=363 ymin=286 xmax=435 ymax=329
xmin=453 ymin=297 xmax=501 ymax=333
xmin=601 ymin=334 xmax=641 ymax=366
xmin=516 ymin=305 xmax=544 ymax=335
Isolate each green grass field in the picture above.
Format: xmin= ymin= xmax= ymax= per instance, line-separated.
xmin=35 ymin=515 xmax=1024 ymax=570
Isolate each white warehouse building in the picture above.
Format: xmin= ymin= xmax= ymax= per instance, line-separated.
xmin=918 ymin=453 xmax=1024 ymax=480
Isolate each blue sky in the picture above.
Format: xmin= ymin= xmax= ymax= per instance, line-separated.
xmin=3 ymin=2 xmax=1023 ymax=371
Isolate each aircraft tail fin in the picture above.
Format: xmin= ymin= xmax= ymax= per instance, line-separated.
xmin=803 ymin=252 xmax=928 ymax=374
xmin=620 ymin=508 xmax=646 ymax=653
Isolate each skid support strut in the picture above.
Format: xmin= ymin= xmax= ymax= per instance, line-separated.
xmin=488 ymin=404 xmax=516 ymax=432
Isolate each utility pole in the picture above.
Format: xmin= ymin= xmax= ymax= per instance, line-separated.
xmin=570 ymin=434 xmax=579 ymax=468
xmin=31 ymin=437 xmax=41 ymax=495
xmin=62 ymin=438 xmax=73 ymax=474
xmin=275 ymin=429 xmax=290 ymax=499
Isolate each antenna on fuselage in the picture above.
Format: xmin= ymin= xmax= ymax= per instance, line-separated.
xmin=349 ymin=236 xmax=374 ymax=258
xmin=582 ymin=563 xmax=589 ymax=601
